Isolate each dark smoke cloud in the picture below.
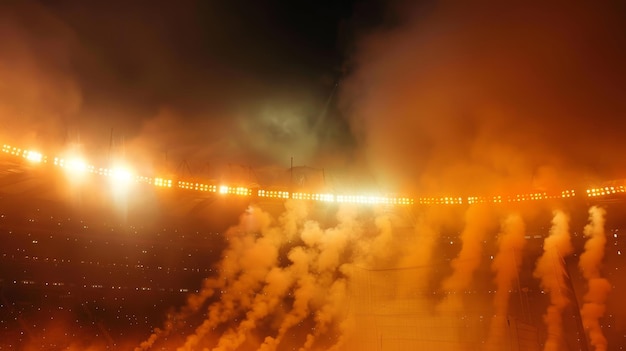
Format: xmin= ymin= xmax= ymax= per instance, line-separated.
xmin=342 ymin=1 xmax=626 ymax=194
xmin=0 ymin=0 xmax=354 ymax=182
xmin=4 ymin=0 xmax=626 ymax=194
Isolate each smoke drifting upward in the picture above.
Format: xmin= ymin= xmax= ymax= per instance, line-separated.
xmin=485 ymin=213 xmax=526 ymax=350
xmin=6 ymin=1 xmax=626 ymax=193
xmin=342 ymin=1 xmax=626 ymax=194
xmin=136 ymin=201 xmax=413 ymax=350
xmin=533 ymin=210 xmax=574 ymax=351
xmin=0 ymin=2 xmax=82 ymax=147
xmin=0 ymin=1 xmax=353 ymax=177
xmin=176 ymin=203 xmax=306 ymax=351
xmin=439 ymin=205 xmax=494 ymax=312
xmin=579 ymin=206 xmax=611 ymax=351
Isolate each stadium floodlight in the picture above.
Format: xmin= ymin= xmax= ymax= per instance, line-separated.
xmin=107 ymin=166 xmax=135 ymax=202
xmin=110 ymin=167 xmax=133 ymax=184
xmin=25 ymin=150 xmax=43 ymax=163
xmin=59 ymin=157 xmax=93 ymax=186
xmin=155 ymin=178 xmax=172 ymax=188
xmin=65 ymin=158 xmax=89 ymax=174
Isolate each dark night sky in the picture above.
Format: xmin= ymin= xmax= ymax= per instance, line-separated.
xmin=0 ymin=0 xmax=382 ymax=173
xmin=1 ymin=0 xmax=626 ymax=194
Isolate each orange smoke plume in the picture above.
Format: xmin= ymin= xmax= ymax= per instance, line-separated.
xmin=533 ymin=210 xmax=573 ymax=351
xmin=578 ymin=206 xmax=611 ymax=351
xmin=439 ymin=205 xmax=495 ymax=312
xmin=485 ymin=213 xmax=526 ymax=350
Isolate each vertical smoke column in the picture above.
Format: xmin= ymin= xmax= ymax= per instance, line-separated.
xmin=533 ymin=210 xmax=573 ymax=351
xmin=578 ymin=206 xmax=611 ymax=351
xmin=397 ymin=207 xmax=444 ymax=297
xmin=439 ymin=205 xmax=494 ymax=312
xmin=485 ymin=214 xmax=526 ymax=350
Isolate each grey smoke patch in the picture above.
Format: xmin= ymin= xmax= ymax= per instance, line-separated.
xmin=341 ymin=1 xmax=626 ymax=194
xmin=236 ymin=97 xmax=323 ymax=165
xmin=533 ymin=210 xmax=574 ymax=351
xmin=579 ymin=206 xmax=611 ymax=351
xmin=125 ymin=92 xmax=332 ymax=179
xmin=485 ymin=213 xmax=526 ymax=350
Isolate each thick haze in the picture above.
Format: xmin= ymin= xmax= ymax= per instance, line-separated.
xmin=342 ymin=1 xmax=626 ymax=195
xmin=0 ymin=0 xmax=364 ymax=182
xmin=2 ymin=0 xmax=626 ymax=194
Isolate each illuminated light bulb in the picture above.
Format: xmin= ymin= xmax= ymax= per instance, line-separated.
xmin=65 ymin=158 xmax=88 ymax=173
xmin=25 ymin=151 xmax=43 ymax=163
xmin=111 ymin=167 xmax=132 ymax=182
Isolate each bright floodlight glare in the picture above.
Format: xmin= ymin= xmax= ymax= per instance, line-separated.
xmin=111 ymin=167 xmax=133 ymax=183
xmin=25 ymin=151 xmax=43 ymax=163
xmin=66 ymin=158 xmax=88 ymax=173
xmin=108 ymin=166 xmax=135 ymax=200
xmin=61 ymin=157 xmax=92 ymax=185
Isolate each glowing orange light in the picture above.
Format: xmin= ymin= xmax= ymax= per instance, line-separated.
xmin=25 ymin=150 xmax=43 ymax=163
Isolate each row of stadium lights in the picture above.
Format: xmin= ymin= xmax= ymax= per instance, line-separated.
xmin=466 ymin=192 xmax=570 ymax=205
xmin=587 ymin=186 xmax=626 ymax=197
xmin=2 ymin=144 xmax=625 ymax=205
